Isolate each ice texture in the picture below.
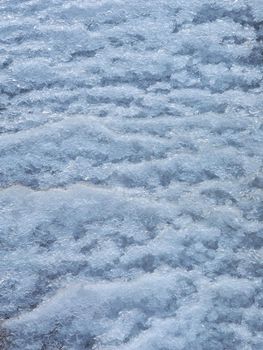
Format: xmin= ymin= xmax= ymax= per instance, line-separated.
xmin=0 ymin=0 xmax=263 ymax=349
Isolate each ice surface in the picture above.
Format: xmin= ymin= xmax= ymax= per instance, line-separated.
xmin=0 ymin=0 xmax=263 ymax=349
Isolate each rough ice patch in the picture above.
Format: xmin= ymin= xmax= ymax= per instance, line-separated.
xmin=0 ymin=0 xmax=263 ymax=349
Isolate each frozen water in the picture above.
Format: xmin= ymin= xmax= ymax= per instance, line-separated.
xmin=0 ymin=0 xmax=263 ymax=349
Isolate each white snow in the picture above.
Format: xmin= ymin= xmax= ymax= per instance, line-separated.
xmin=0 ymin=0 xmax=263 ymax=349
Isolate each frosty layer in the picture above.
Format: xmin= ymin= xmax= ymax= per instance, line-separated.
xmin=0 ymin=0 xmax=262 ymax=349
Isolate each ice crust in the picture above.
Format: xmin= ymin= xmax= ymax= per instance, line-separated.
xmin=0 ymin=0 xmax=263 ymax=349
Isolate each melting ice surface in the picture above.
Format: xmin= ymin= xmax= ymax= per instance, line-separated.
xmin=0 ymin=0 xmax=263 ymax=349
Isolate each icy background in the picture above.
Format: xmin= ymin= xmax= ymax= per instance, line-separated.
xmin=0 ymin=0 xmax=263 ymax=349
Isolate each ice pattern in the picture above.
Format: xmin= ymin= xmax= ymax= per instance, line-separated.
xmin=0 ymin=0 xmax=263 ymax=349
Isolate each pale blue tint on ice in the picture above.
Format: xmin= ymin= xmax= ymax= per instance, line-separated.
xmin=0 ymin=0 xmax=263 ymax=349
